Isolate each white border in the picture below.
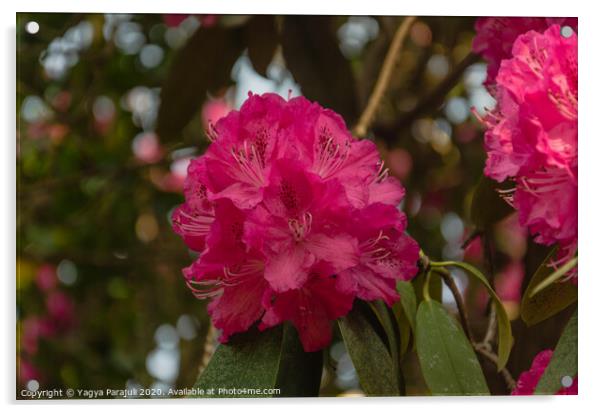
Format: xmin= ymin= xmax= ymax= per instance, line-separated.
xmin=3 ymin=1 xmax=601 ymax=412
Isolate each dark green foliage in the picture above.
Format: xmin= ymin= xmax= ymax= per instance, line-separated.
xmin=194 ymin=324 xmax=323 ymax=397
xmin=416 ymin=300 xmax=489 ymax=395
xmin=281 ymin=16 xmax=358 ymax=122
xmin=157 ymin=26 xmax=245 ymax=140
xmin=521 ymin=249 xmax=578 ymax=326
xmin=535 ymin=311 xmax=577 ymax=395
xmin=338 ymin=304 xmax=399 ymax=396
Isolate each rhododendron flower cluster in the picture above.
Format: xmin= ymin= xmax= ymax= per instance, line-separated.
xmin=473 ymin=24 xmax=578 ymax=279
xmin=172 ymin=93 xmax=420 ymax=351
xmin=512 ymin=350 xmax=577 ymax=395
xmin=473 ymin=17 xmax=577 ymax=89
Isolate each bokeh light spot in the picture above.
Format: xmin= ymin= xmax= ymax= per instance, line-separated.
xmin=25 ymin=21 xmax=39 ymax=34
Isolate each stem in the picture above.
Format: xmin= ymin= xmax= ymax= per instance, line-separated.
xmin=353 ymin=16 xmax=417 ymax=138
xmin=461 ymin=229 xmax=483 ymax=250
xmin=198 ymin=324 xmax=217 ymax=375
xmin=431 ymin=267 xmax=474 ymax=343
xmin=474 ymin=344 xmax=516 ymax=391
xmin=422 ymin=269 xmax=433 ymax=302
xmin=482 ymin=307 xmax=497 ymax=349
xmin=426 ymin=255 xmax=517 ymax=392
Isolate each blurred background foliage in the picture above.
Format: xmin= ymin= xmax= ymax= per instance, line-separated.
xmin=16 ymin=13 xmax=574 ymax=397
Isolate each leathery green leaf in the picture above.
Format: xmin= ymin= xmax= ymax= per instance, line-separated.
xmin=339 ymin=304 xmax=399 ymax=396
xmin=535 ymin=310 xmax=577 ymax=395
xmin=521 ymin=249 xmax=577 ymax=326
xmin=416 ymin=300 xmax=490 ymax=396
xmin=194 ymin=324 xmax=322 ymax=397
xmin=431 ymin=261 xmax=513 ymax=370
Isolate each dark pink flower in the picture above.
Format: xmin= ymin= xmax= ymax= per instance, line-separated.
xmin=473 ymin=17 xmax=577 ymax=89
xmin=173 ymin=93 xmax=419 ymax=351
xmin=260 ymin=273 xmax=354 ymax=352
xmin=476 ymin=25 xmax=577 ymax=279
xmin=512 ymin=350 xmax=577 ymax=395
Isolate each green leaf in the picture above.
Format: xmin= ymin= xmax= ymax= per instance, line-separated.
xmin=415 ymin=300 xmax=490 ymax=396
xmin=338 ymin=303 xmax=399 ymax=396
xmin=194 ymin=324 xmax=322 ymax=397
xmin=535 ymin=310 xmax=578 ymax=394
xmin=396 ymin=281 xmax=417 ymax=332
xmin=368 ymin=300 xmax=404 ymax=394
xmin=470 ymin=176 xmax=514 ymax=230
xmin=281 ymin=16 xmax=358 ymax=122
xmin=275 ymin=324 xmax=323 ymax=397
xmin=413 ymin=269 xmax=442 ymax=303
xmin=529 ymin=256 xmax=577 ymax=297
xmin=521 ymin=249 xmax=577 ymax=326
xmin=244 ymin=15 xmax=279 ymax=77
xmin=393 ymin=281 xmax=418 ymax=355
xmin=396 ymin=310 xmax=412 ymax=357
xmin=431 ymin=261 xmax=513 ymax=370
xmin=157 ymin=26 xmax=245 ymax=141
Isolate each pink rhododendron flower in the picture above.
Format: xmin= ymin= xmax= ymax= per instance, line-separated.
xmin=476 ymin=25 xmax=577 ymax=279
xmin=512 ymin=350 xmax=577 ymax=395
xmin=172 ymin=92 xmax=420 ymax=351
xmin=473 ymin=17 xmax=577 ymax=89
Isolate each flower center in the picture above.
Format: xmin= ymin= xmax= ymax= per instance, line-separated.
xmin=314 ymin=127 xmax=350 ymax=178
xmin=360 ymin=230 xmax=392 ymax=263
xmin=372 ymin=160 xmax=390 ymax=184
xmin=173 ymin=209 xmax=214 ymax=237
xmin=230 ymin=140 xmax=266 ymax=187
xmin=288 ymin=212 xmax=313 ymax=241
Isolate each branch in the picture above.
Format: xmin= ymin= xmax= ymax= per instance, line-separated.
xmin=481 ymin=307 xmax=497 ymax=350
xmin=353 ymin=16 xmax=417 ymax=138
xmin=374 ymin=51 xmax=480 ymax=145
xmin=198 ymin=324 xmax=217 ymax=375
xmin=461 ymin=229 xmax=483 ymax=250
xmin=429 ymin=259 xmax=516 ymax=392
xmin=474 ymin=344 xmax=517 ymax=391
xmin=431 ymin=267 xmax=474 ymax=343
